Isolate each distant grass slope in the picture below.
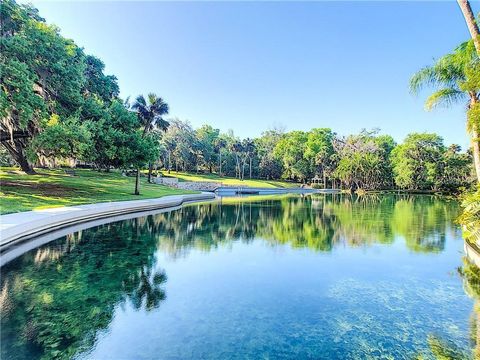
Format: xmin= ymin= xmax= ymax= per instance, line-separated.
xmin=0 ymin=168 xmax=192 ymax=215
xmin=165 ymin=171 xmax=300 ymax=188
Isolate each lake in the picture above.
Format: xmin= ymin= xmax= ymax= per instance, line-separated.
xmin=1 ymin=194 xmax=477 ymax=359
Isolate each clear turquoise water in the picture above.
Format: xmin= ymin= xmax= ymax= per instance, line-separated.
xmin=0 ymin=194 xmax=476 ymax=359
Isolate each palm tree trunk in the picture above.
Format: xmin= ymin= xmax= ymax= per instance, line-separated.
xmin=457 ymin=0 xmax=480 ymax=54
xmin=134 ymin=168 xmax=140 ymax=195
xmin=471 ymin=125 xmax=480 ymax=182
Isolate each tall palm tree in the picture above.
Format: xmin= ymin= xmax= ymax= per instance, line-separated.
xmin=457 ymin=0 xmax=480 ymax=54
xmin=410 ymin=41 xmax=480 ymax=182
xmin=132 ymin=93 xmax=169 ymax=135
xmin=131 ymin=93 xmax=169 ymax=192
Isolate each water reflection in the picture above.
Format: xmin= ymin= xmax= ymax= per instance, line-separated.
xmin=0 ymin=194 xmax=466 ymax=359
xmin=1 ymin=219 xmax=167 ymax=360
xmin=152 ymin=194 xmax=459 ymax=257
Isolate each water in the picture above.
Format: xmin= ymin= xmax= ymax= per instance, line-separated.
xmin=1 ymin=194 xmax=476 ymax=359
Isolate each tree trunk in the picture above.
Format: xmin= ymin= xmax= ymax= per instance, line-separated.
xmin=147 ymin=162 xmax=153 ymax=183
xmin=249 ymin=157 xmax=252 ymax=179
xmin=168 ymin=152 xmax=171 ymax=174
xmin=471 ymin=125 xmax=480 ymax=182
xmin=2 ymin=141 xmax=36 ymax=174
xmin=134 ymin=168 xmax=140 ymax=195
xmin=219 ymin=152 xmax=222 ymax=176
xmin=457 ymin=0 xmax=480 ymax=54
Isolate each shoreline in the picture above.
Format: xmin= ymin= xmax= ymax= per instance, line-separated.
xmin=0 ymin=193 xmax=215 ymax=266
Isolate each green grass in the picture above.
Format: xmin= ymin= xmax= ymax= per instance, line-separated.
xmin=0 ymin=168 xmax=193 ymax=215
xmin=164 ymin=171 xmax=300 ymax=188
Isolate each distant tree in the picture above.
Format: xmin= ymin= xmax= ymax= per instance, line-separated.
xmin=161 ymin=119 xmax=197 ymax=173
xmin=196 ymin=124 xmax=220 ymax=173
xmin=391 ymin=133 xmax=445 ymax=191
xmin=131 ymin=93 xmax=169 ymax=185
xmin=274 ymin=131 xmax=309 ymax=182
xmin=214 ymin=137 xmax=228 ymax=176
xmin=256 ymin=129 xmax=284 ymax=180
xmin=437 ymin=144 xmax=473 ymax=192
xmin=333 ymin=130 xmax=394 ymax=191
xmin=243 ymin=138 xmax=256 ymax=179
xmin=304 ymin=128 xmax=335 ymax=187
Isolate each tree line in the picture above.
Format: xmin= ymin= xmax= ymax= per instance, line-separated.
xmin=1 ymin=0 xmax=478 ymax=194
xmin=154 ymin=122 xmax=473 ymax=193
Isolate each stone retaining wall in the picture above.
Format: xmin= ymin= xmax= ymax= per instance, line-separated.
xmin=177 ymin=181 xmax=221 ymax=191
xmin=154 ymin=177 xmax=220 ymax=191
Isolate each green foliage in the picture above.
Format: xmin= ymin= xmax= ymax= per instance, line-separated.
xmin=196 ymin=124 xmax=220 ymax=172
xmin=458 ymin=187 xmax=480 ymax=245
xmin=410 ymin=41 xmax=478 ymax=110
xmin=28 ymin=116 xmax=92 ymax=163
xmin=1 ymin=222 xmax=168 ymax=359
xmin=274 ymin=131 xmax=309 ymax=181
xmin=333 ymin=130 xmax=395 ymax=190
xmin=392 ymin=133 xmax=444 ymax=190
xmin=391 ymin=133 xmax=472 ymax=191
xmin=0 ymin=0 xmax=137 ymax=173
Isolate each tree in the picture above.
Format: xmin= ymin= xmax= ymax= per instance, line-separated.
xmin=243 ymin=138 xmax=256 ymax=179
xmin=28 ymin=115 xmax=92 ymax=166
xmin=131 ymin=93 xmax=169 ymax=186
xmin=304 ymin=128 xmax=335 ymax=187
xmin=457 ymin=0 xmax=480 ymax=54
xmin=161 ymin=118 xmax=197 ymax=173
xmin=391 ymin=133 xmax=445 ymax=191
xmin=274 ymin=131 xmax=309 ymax=182
xmin=0 ymin=1 xmax=126 ymax=174
xmin=214 ymin=137 xmax=227 ymax=176
xmin=1 ymin=0 xmax=85 ymax=173
xmin=256 ymin=128 xmax=284 ymax=180
xmin=333 ymin=130 xmax=394 ymax=191
xmin=436 ymin=144 xmax=473 ymax=191
xmin=196 ymin=124 xmax=220 ymax=173
xmin=410 ymin=40 xmax=480 ymax=182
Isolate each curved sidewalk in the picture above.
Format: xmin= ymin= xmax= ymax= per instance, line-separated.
xmin=0 ymin=193 xmax=215 ymax=256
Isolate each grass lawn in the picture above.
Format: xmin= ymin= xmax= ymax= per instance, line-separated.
xmin=0 ymin=168 xmax=193 ymax=215
xmin=163 ymin=171 xmax=300 ymax=188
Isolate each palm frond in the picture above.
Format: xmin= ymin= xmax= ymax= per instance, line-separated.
xmin=424 ymin=88 xmax=465 ymax=110
xmin=410 ymin=67 xmax=438 ymax=95
xmin=147 ymin=93 xmax=157 ymax=106
xmin=131 ymin=95 xmax=146 ymax=111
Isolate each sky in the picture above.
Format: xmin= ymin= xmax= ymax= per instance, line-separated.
xmin=24 ymin=1 xmax=480 ymax=147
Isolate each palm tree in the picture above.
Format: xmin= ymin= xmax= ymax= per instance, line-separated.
xmin=214 ymin=138 xmax=227 ymax=176
xmin=457 ymin=0 xmax=480 ymax=54
xmin=131 ymin=93 xmax=169 ymax=193
xmin=410 ymin=41 xmax=480 ymax=182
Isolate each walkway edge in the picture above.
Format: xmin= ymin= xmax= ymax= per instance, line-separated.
xmin=0 ymin=193 xmax=215 ymax=254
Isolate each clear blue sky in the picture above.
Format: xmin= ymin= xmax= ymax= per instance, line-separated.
xmin=26 ymin=1 xmax=480 ymax=147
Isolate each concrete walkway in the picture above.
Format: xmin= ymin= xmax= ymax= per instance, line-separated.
xmin=0 ymin=193 xmax=215 ymax=258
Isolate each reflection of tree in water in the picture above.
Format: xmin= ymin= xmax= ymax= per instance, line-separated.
xmin=459 ymin=259 xmax=480 ymax=359
xmin=414 ymin=258 xmax=480 ymax=359
xmin=0 ymin=218 xmax=167 ymax=360
xmin=0 ymin=194 xmax=461 ymax=360
xmin=148 ymin=194 xmax=458 ymax=257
